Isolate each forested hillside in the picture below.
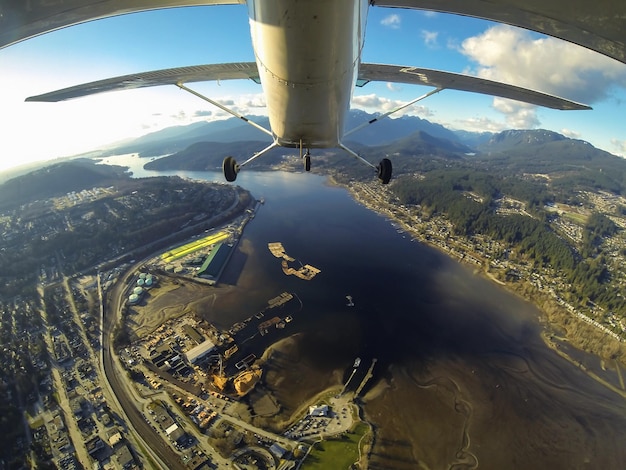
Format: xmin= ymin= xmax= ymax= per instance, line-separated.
xmin=391 ymin=167 xmax=626 ymax=313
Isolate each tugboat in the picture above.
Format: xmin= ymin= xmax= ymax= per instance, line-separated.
xmin=346 ymin=295 xmax=355 ymax=307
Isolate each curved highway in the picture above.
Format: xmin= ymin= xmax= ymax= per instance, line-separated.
xmin=103 ymin=270 xmax=187 ymax=470
xmin=98 ymin=193 xmax=254 ymax=469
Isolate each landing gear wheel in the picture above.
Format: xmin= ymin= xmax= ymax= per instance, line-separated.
xmin=304 ymin=154 xmax=311 ymax=172
xmin=377 ymin=158 xmax=392 ymax=184
xmin=223 ymin=156 xmax=239 ymax=182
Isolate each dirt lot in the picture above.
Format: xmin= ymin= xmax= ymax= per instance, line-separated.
xmin=126 ymin=276 xmax=234 ymax=339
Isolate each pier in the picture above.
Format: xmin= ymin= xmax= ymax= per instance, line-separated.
xmin=339 ymin=367 xmax=358 ymax=396
xmin=354 ymin=358 xmax=377 ymax=398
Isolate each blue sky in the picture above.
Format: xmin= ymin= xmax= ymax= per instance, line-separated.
xmin=1 ymin=5 xmax=626 ymax=174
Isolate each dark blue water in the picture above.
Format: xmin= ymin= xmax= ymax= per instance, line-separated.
xmin=101 ymin=154 xmax=626 ymax=469
xmin=97 ymin=154 xmax=589 ymax=372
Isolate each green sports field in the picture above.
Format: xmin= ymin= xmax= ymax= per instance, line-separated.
xmin=301 ymin=422 xmax=370 ymax=470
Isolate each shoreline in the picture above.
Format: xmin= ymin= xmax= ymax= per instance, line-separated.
xmin=113 ymin=170 xmax=626 ymax=469
xmin=332 ymin=174 xmax=626 ymax=398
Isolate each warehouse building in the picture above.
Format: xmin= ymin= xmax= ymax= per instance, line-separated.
xmin=197 ymin=243 xmax=232 ymax=283
xmin=185 ymin=339 xmax=216 ymax=365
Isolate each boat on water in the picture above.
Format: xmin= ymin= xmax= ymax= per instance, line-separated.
xmin=346 ymin=295 xmax=354 ymax=307
xmin=353 ymin=357 xmax=361 ymax=368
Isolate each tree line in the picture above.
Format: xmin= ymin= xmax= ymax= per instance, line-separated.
xmin=392 ymin=169 xmax=626 ymax=314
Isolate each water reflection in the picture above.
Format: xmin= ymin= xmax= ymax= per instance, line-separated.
xmin=102 ymin=153 xmax=626 ymax=469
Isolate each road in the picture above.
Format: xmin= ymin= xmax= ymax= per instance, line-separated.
xmin=219 ymin=412 xmax=293 ymax=449
xmin=36 ymin=285 xmax=92 ymax=468
xmin=103 ymin=268 xmax=187 ymax=470
xmin=81 ymin=186 xmax=245 ymax=275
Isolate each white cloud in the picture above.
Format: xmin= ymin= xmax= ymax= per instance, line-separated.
xmin=243 ymin=95 xmax=267 ymax=108
xmin=446 ymin=37 xmax=461 ymax=53
xmin=171 ymin=110 xmax=188 ymax=120
xmin=421 ymin=30 xmax=439 ymax=48
xmin=560 ymin=128 xmax=581 ymax=139
xmin=459 ymin=25 xmax=626 ymax=106
xmin=386 ymin=82 xmax=402 ymax=92
xmin=352 ymin=93 xmax=434 ymax=117
xmin=455 ymin=25 xmax=626 ymax=130
xmin=191 ymin=93 xmax=267 ymax=123
xmin=352 ymin=94 xmax=392 ymax=108
xmin=452 ymin=116 xmax=507 ymax=133
xmin=381 ymin=14 xmax=401 ymax=29
xmin=421 ymin=11 xmax=438 ymax=18
xmin=610 ymin=139 xmax=626 ymax=156
xmin=492 ymin=98 xmax=541 ymax=129
xmin=189 ymin=93 xmax=266 ymax=120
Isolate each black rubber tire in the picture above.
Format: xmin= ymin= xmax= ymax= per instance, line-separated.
xmin=223 ymin=156 xmax=239 ymax=182
xmin=377 ymin=158 xmax=392 ymax=184
xmin=304 ymin=155 xmax=311 ymax=172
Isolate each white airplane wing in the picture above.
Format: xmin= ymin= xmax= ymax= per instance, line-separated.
xmin=0 ymin=1 xmax=244 ymax=49
xmin=27 ymin=61 xmax=590 ymax=111
xmin=25 ymin=63 xmax=259 ymax=102
xmin=1 ymin=1 xmax=623 ymax=66
xmin=372 ymin=0 xmax=626 ymax=65
xmin=358 ymin=63 xmax=591 ymax=110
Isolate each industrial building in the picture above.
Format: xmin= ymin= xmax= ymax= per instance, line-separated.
xmin=183 ymin=324 xmax=204 ymax=344
xmin=161 ymin=231 xmax=229 ymax=264
xmin=165 ymin=423 xmax=185 ymax=442
xmin=270 ymin=443 xmax=287 ymax=459
xmin=128 ymin=285 xmax=144 ymax=305
xmin=197 ymin=243 xmax=232 ymax=282
xmin=185 ymin=339 xmax=217 ymax=364
xmin=309 ymin=404 xmax=330 ymax=417
xmin=115 ymin=445 xmax=135 ymax=469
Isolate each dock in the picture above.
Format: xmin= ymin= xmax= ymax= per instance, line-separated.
xmin=281 ymin=261 xmax=321 ymax=280
xmin=354 ymin=358 xmax=377 ymax=398
xmin=268 ymin=242 xmax=321 ymax=280
xmin=268 ymin=242 xmax=294 ymax=261
xmin=339 ymin=359 xmax=362 ymax=396
xmin=339 ymin=368 xmax=358 ymax=396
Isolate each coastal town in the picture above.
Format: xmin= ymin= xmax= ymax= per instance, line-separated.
xmin=4 ymin=160 xmax=626 ymax=468
xmin=18 ymin=259 xmax=369 ymax=470
xmin=0 ymin=173 xmax=377 ymax=469
xmin=345 ymin=177 xmax=626 ymax=359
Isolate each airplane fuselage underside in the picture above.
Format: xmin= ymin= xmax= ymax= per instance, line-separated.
xmin=248 ymin=0 xmax=368 ymax=148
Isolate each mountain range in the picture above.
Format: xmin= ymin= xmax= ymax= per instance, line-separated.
xmin=106 ymin=110 xmax=480 ymax=158
xmin=106 ymin=110 xmax=619 ymax=170
xmin=3 ymin=111 xmax=626 ymax=209
xmin=123 ymin=110 xmax=615 ymax=164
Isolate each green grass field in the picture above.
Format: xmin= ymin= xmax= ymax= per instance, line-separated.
xmin=301 ymin=422 xmax=370 ymax=470
xmin=562 ymin=211 xmax=588 ymax=224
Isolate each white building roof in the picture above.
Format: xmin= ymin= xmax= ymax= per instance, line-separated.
xmin=165 ymin=424 xmax=179 ymax=435
xmin=185 ymin=339 xmax=216 ymax=364
xmin=309 ymin=404 xmax=329 ymax=417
